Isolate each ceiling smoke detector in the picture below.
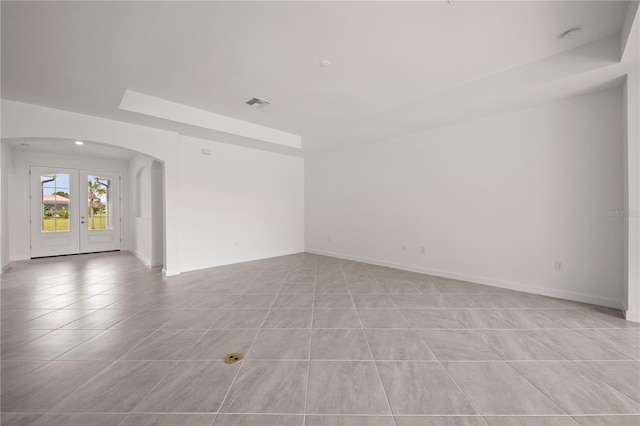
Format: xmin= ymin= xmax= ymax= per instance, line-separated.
xmin=246 ymin=97 xmax=271 ymax=109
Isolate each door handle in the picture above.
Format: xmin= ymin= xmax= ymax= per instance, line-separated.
xmin=81 ymin=221 xmax=85 ymax=224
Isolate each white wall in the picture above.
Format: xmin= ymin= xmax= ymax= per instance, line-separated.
xmin=307 ymin=88 xmax=624 ymax=308
xmin=178 ymin=135 xmax=305 ymax=272
xmin=623 ymin=66 xmax=640 ymax=321
xmin=128 ymin=155 xmax=164 ymax=268
xmin=151 ymin=160 xmax=164 ymax=267
xmin=129 ymin=154 xmax=155 ymax=267
xmin=7 ymin=149 xmax=130 ymax=261
xmin=1 ymin=143 xmax=14 ymax=271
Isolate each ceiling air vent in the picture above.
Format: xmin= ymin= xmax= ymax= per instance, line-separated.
xmin=246 ymin=97 xmax=271 ymax=109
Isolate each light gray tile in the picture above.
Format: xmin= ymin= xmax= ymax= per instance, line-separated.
xmin=444 ymin=362 xmax=563 ymax=415
xmin=220 ymin=361 xmax=308 ymax=413
xmin=419 ymin=330 xmax=502 ymax=360
xmin=366 ymin=329 xmax=436 ymax=360
xmin=279 ymin=282 xmax=315 ymax=293
xmin=272 ymin=293 xmax=314 ymax=308
xmin=213 ymin=414 xmax=303 ymax=426
xmin=377 ymin=361 xmax=476 ymax=415
xmin=311 ymin=329 xmax=371 ymax=360
xmin=209 ymin=309 xmax=269 ymax=329
xmin=6 ymin=329 xmax=103 ymax=360
xmin=313 ymin=309 xmax=362 ymax=328
xmin=61 ymin=309 xmax=133 ymax=329
xmin=306 ymin=361 xmax=391 ymax=414
xmin=567 ymin=361 xmax=640 ymax=403
xmin=510 ymin=362 xmax=640 ymax=414
xmin=396 ymin=416 xmax=487 ymax=426
xmin=122 ymin=413 xmax=217 ymax=426
xmin=0 ymin=413 xmax=44 ymax=426
xmin=286 ymin=273 xmax=316 ymax=283
xmin=575 ymin=329 xmax=640 ymax=360
xmin=50 ymin=360 xmax=175 ymax=412
xmin=183 ymin=329 xmax=257 ymax=360
xmin=1 ymin=360 xmax=110 ymax=412
xmin=379 ymin=283 xmax=419 ymax=294
xmin=316 ymin=274 xmax=347 ymax=284
xmin=189 ymin=294 xmax=240 ymax=310
xmin=352 ymin=294 xmax=396 ymax=308
xmin=21 ymin=309 xmax=97 ymax=329
xmin=231 ymin=294 xmax=277 ymax=309
xmin=476 ymin=330 xmax=564 ymax=360
xmin=401 ymin=309 xmax=464 ymax=329
xmin=134 ymin=360 xmax=238 ymax=412
xmin=159 ymin=310 xmax=219 ymax=329
xmin=1 ymin=329 xmax=52 ymax=358
xmin=315 ymin=284 xmax=349 ymax=294
xmin=483 ymin=416 xmax=579 ymax=426
xmin=262 ymin=309 xmax=312 ymax=328
xmin=63 ymin=294 xmax=127 ymax=310
xmin=241 ymin=281 xmax=284 ymax=294
xmin=572 ymin=415 xmax=640 ymax=425
xmin=452 ymin=309 xmax=524 ymax=329
xmin=314 ymin=294 xmax=355 ymax=308
xmin=249 ymin=329 xmax=311 ymax=359
xmin=305 ymin=415 xmax=395 ymax=425
xmin=28 ymin=294 xmax=89 ymax=309
xmin=112 ymin=310 xmax=174 ymax=330
xmin=60 ymin=329 xmax=154 ymax=360
xmin=480 ymin=330 xmax=632 ymax=361
xmin=391 ymin=294 xmax=447 ymax=308
xmin=31 ymin=413 xmax=127 ymax=426
xmin=358 ymin=309 xmax=411 ymax=328
xmin=121 ymin=329 xmax=205 ymax=360
xmin=348 ymin=282 xmax=386 ymax=293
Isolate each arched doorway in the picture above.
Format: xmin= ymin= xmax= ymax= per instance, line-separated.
xmin=1 ymin=138 xmax=166 ymax=272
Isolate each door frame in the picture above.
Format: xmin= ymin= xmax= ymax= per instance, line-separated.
xmin=29 ymin=165 xmax=122 ymax=258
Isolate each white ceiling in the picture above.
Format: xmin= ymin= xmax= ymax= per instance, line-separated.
xmin=1 ymin=1 xmax=636 ymax=155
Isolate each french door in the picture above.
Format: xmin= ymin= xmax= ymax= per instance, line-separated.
xmin=30 ymin=166 xmax=121 ymax=258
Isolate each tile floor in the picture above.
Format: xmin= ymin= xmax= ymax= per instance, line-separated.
xmin=1 ymin=251 xmax=639 ymax=426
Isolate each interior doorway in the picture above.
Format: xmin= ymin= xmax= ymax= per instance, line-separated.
xmin=30 ymin=165 xmax=121 ymax=257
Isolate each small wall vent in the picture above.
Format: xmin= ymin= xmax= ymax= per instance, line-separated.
xmin=246 ymin=97 xmax=271 ymax=108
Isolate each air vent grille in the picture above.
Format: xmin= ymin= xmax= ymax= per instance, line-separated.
xmin=246 ymin=97 xmax=271 ymax=108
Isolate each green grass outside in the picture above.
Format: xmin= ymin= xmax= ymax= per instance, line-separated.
xmin=43 ymin=214 xmax=110 ymax=232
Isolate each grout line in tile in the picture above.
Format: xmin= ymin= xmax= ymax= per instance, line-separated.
xmin=343 ymin=263 xmax=397 ymax=426
xmin=502 ymin=360 xmax=572 ymax=416
xmin=302 ymin=257 xmax=318 ymax=426
xmin=213 ymin=274 xmax=286 ymax=424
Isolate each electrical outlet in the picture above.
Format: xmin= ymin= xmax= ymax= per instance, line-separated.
xmin=554 ymin=261 xmax=563 ymax=272
xmin=328 ymin=237 xmax=332 ymax=243
xmin=201 ymin=148 xmax=212 ymax=155
xmin=402 ymin=245 xmax=406 ymax=251
xmin=420 ymin=246 xmax=425 ymax=254
xmin=235 ymin=241 xmax=239 ymax=247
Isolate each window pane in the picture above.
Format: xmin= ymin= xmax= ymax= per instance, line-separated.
xmin=87 ymin=175 xmax=112 ymax=231
xmin=41 ymin=174 xmax=70 ymax=233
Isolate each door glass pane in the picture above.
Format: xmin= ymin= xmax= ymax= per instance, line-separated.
xmin=87 ymin=175 xmax=113 ymax=231
xmin=41 ymin=174 xmax=70 ymax=233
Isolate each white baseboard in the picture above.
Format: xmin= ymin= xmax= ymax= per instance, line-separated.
xmin=1 ymin=262 xmax=10 ymax=274
xmin=624 ymin=310 xmax=640 ymax=323
xmin=9 ymin=254 xmax=29 ymax=262
xmin=306 ymin=248 xmax=624 ymax=310
xmin=162 ymin=268 xmax=180 ymax=277
xmin=179 ymin=248 xmax=305 ymax=274
xmin=127 ymin=249 xmax=152 ymax=268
